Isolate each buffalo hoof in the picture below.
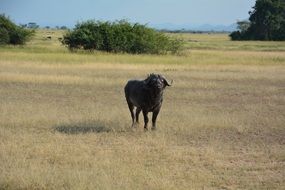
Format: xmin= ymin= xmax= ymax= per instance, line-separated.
xmin=151 ymin=127 xmax=156 ymax=131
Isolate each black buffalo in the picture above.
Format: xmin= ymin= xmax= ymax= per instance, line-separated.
xmin=124 ymin=74 xmax=172 ymax=130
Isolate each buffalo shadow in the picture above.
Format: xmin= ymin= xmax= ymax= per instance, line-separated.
xmin=54 ymin=120 xmax=114 ymax=134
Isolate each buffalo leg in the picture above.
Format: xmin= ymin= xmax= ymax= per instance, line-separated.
xmin=152 ymin=109 xmax=160 ymax=130
xmin=142 ymin=110 xmax=149 ymax=130
xmin=127 ymin=102 xmax=135 ymax=127
xmin=135 ymin=107 xmax=141 ymax=123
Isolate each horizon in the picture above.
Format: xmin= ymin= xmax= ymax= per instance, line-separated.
xmin=0 ymin=0 xmax=256 ymax=31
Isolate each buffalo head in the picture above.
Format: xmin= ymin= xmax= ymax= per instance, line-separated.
xmin=145 ymin=73 xmax=172 ymax=90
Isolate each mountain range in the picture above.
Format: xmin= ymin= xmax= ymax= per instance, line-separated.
xmin=150 ymin=23 xmax=237 ymax=32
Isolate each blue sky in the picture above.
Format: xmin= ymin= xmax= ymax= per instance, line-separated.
xmin=0 ymin=0 xmax=256 ymax=28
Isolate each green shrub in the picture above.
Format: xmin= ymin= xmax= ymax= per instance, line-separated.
xmin=62 ymin=20 xmax=184 ymax=54
xmin=0 ymin=14 xmax=35 ymax=45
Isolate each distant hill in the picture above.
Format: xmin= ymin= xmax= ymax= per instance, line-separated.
xmin=150 ymin=23 xmax=237 ymax=32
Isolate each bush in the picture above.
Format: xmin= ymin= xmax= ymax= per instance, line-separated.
xmin=62 ymin=20 xmax=184 ymax=54
xmin=0 ymin=14 xmax=34 ymax=45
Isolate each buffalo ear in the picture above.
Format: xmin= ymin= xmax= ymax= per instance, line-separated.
xmin=164 ymin=78 xmax=173 ymax=86
xmin=145 ymin=74 xmax=152 ymax=85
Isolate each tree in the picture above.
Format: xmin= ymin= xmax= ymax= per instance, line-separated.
xmin=27 ymin=22 xmax=39 ymax=29
xmin=60 ymin=26 xmax=68 ymax=30
xmin=230 ymin=0 xmax=285 ymax=41
xmin=0 ymin=14 xmax=35 ymax=45
xmin=0 ymin=27 xmax=9 ymax=44
xmin=237 ymin=20 xmax=251 ymax=32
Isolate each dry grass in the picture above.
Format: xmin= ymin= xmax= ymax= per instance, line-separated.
xmin=0 ymin=31 xmax=284 ymax=190
xmin=175 ymin=33 xmax=285 ymax=51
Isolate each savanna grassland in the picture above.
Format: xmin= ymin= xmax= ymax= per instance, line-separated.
xmin=0 ymin=30 xmax=285 ymax=190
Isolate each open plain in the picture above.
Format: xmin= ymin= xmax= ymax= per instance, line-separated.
xmin=0 ymin=31 xmax=285 ymax=189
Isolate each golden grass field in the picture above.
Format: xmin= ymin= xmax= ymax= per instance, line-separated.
xmin=0 ymin=30 xmax=285 ymax=189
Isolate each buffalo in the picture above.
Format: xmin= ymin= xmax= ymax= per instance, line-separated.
xmin=124 ymin=74 xmax=172 ymax=130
